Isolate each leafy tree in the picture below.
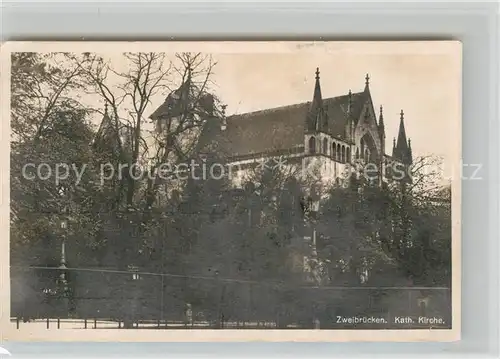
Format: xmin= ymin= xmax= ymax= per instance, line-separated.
xmin=314 ymin=157 xmax=451 ymax=325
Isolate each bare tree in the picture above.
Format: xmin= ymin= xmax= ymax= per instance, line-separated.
xmin=83 ymin=52 xmax=220 ymax=216
xmin=11 ymin=52 xmax=95 ymax=144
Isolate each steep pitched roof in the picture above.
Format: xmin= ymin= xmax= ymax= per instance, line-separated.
xmin=392 ymin=110 xmax=412 ymax=164
xmin=95 ymin=107 xmax=115 ymax=140
xmin=149 ymin=73 xmax=215 ymax=121
xmin=93 ymin=105 xmax=135 ymax=161
xmin=197 ymin=91 xmax=367 ymax=159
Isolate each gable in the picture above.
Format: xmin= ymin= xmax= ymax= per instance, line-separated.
xmin=356 ymin=94 xmax=378 ymax=131
xmin=353 ymin=95 xmax=383 ymax=156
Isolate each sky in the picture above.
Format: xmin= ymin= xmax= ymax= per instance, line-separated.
xmin=210 ymin=52 xmax=461 ymax=170
xmin=84 ymin=41 xmax=461 ymax=172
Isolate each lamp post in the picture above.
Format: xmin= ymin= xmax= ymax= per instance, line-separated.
xmin=58 ymin=217 xmax=69 ymax=317
xmin=125 ymin=264 xmax=140 ymax=328
xmin=306 ymin=188 xmax=320 ymax=329
xmin=215 ymin=269 xmax=225 ymax=329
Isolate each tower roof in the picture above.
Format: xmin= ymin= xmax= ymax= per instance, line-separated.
xmin=393 ymin=109 xmax=412 ymax=164
xmin=312 ymin=67 xmax=323 ymax=107
xmin=396 ymin=110 xmax=408 ymax=147
xmin=149 ymin=67 xmax=215 ymax=121
xmin=95 ymin=104 xmax=117 ymax=143
xmin=306 ymin=67 xmax=326 ymax=132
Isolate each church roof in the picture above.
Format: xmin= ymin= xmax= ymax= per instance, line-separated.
xmin=149 ymin=69 xmax=215 ymax=121
xmin=197 ymin=90 xmax=367 ymax=159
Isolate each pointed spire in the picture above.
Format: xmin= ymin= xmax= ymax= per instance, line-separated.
xmin=397 ymin=109 xmax=408 ymax=148
xmin=312 ymin=67 xmax=322 ymax=105
xmin=307 ymin=67 xmax=325 ymax=132
xmin=379 ymin=105 xmax=384 ymax=126
xmin=394 ymin=109 xmax=411 ymax=164
xmin=95 ymin=103 xmax=112 ymax=138
xmin=365 ymin=73 xmax=370 ymax=89
xmin=378 ymin=105 xmax=385 ymax=142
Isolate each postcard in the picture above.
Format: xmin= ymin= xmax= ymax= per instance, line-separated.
xmin=0 ymin=41 xmax=462 ymax=342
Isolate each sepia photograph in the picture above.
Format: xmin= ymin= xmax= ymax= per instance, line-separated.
xmin=1 ymin=41 xmax=462 ymax=342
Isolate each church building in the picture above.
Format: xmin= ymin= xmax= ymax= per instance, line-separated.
xmin=194 ymin=68 xmax=413 ymax=191
xmin=94 ymin=66 xmax=414 ymax=209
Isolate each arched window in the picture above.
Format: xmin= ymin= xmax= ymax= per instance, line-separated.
xmin=332 ymin=142 xmax=337 ymax=159
xmin=346 ymin=147 xmax=351 ymax=163
xmin=323 ymin=138 xmax=328 ymax=155
xmin=361 ymin=139 xmax=365 ymax=155
xmin=365 ymin=149 xmax=369 ymax=163
xmin=356 ymin=148 xmax=360 ymax=160
xmin=336 ymin=144 xmax=341 ymax=161
xmin=341 ymin=146 xmax=346 ymax=163
xmin=308 ymin=137 xmax=316 ymax=154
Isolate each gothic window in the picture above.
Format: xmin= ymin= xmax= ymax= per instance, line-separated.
xmin=336 ymin=144 xmax=341 ymax=161
xmin=356 ymin=148 xmax=360 ymax=160
xmin=332 ymin=142 xmax=337 ymax=159
xmin=341 ymin=146 xmax=346 ymax=163
xmin=346 ymin=147 xmax=351 ymax=163
xmin=322 ymin=138 xmax=328 ymax=155
xmin=308 ymin=137 xmax=316 ymax=154
xmin=361 ymin=139 xmax=365 ymax=155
